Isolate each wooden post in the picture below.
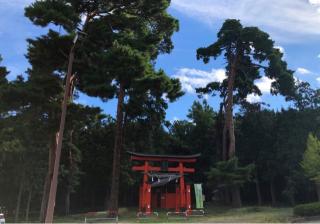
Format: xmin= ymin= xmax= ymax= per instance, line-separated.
xmin=142 ymin=161 xmax=149 ymax=212
xmin=179 ymin=162 xmax=186 ymax=209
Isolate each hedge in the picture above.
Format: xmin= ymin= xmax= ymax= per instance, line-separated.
xmin=294 ymin=202 xmax=320 ymax=217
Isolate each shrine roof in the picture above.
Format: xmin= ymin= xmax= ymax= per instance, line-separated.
xmin=127 ymin=151 xmax=201 ymax=160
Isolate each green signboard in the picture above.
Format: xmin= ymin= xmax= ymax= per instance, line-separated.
xmin=194 ymin=183 xmax=203 ymax=209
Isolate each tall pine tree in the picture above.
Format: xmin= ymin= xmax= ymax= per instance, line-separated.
xmin=25 ymin=0 xmax=182 ymax=215
xmin=196 ymin=19 xmax=295 ymax=207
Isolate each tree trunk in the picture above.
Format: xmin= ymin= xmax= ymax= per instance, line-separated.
xmin=65 ymin=130 xmax=74 ymax=216
xmin=231 ymin=185 xmax=242 ymax=207
xmin=14 ymin=177 xmax=24 ymax=222
xmin=122 ymin=112 xmax=128 ymax=152
xmin=223 ymin=59 xmax=241 ymax=207
xmin=91 ymin=188 xmax=96 ymax=210
xmin=39 ymin=135 xmax=56 ymax=222
xmin=108 ymin=82 xmax=125 ymax=216
xmin=255 ymin=174 xmax=262 ymax=206
xmin=39 ymin=174 xmax=49 ymax=222
xmin=65 ymin=188 xmax=71 ymax=216
xmin=25 ymin=188 xmax=32 ymax=222
xmin=316 ymin=182 xmax=320 ymax=202
xmin=222 ymin=123 xmax=228 ymax=161
xmin=223 ymin=188 xmax=231 ymax=205
xmin=45 ymin=38 xmax=77 ymax=223
xmin=44 ymin=15 xmax=94 ymax=223
xmin=216 ymin=102 xmax=224 ymax=160
xmin=224 ymin=61 xmax=237 ymax=159
xmin=270 ymin=179 xmax=277 ymax=206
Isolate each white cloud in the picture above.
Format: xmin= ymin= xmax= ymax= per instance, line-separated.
xmin=171 ymin=0 xmax=320 ymax=42
xmin=309 ymin=0 xmax=320 ymax=5
xmin=246 ymin=94 xmax=261 ymax=103
xmin=274 ymin=46 xmax=285 ymax=58
xmin=173 ymin=68 xmax=226 ymax=93
xmin=255 ymin=76 xmax=274 ymax=93
xmin=296 ymin=67 xmax=312 ymax=75
xmin=174 ymin=67 xmax=275 ymax=95
xmin=161 ymin=93 xmax=168 ymax=101
xmin=275 ymin=46 xmax=285 ymax=54
xmin=316 ymin=77 xmax=320 ymax=84
xmin=317 ymin=54 xmax=320 ymax=58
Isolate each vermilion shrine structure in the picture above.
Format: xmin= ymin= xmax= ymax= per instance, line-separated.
xmin=128 ymin=151 xmax=201 ymax=216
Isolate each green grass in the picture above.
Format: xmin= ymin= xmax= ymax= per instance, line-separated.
xmin=51 ymin=205 xmax=294 ymax=223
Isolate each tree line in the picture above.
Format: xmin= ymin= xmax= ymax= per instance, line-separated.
xmin=0 ymin=0 xmax=319 ymax=222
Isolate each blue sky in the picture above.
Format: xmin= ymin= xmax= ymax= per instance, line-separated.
xmin=1 ymin=0 xmax=320 ymax=121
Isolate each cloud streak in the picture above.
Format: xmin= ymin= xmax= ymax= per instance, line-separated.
xmin=171 ymin=0 xmax=320 ymax=43
xmin=173 ymin=67 xmax=275 ymax=100
xmin=173 ymin=68 xmax=226 ymax=93
xmin=256 ymin=76 xmax=274 ymax=94
xmin=296 ymin=67 xmax=312 ymax=75
xmin=246 ymin=94 xmax=262 ymax=103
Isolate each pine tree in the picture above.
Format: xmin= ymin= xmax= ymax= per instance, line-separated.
xmin=196 ymin=19 xmax=295 ymax=207
xmin=25 ymin=0 xmax=182 ymax=215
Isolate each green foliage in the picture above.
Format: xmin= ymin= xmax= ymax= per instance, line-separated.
xmin=196 ymin=19 xmax=295 ymax=103
xmin=301 ymin=134 xmax=320 ymax=183
xmin=26 ymin=30 xmax=72 ymax=73
xmin=0 ymin=127 xmax=24 ymax=154
xmin=207 ymin=157 xmax=255 ymax=188
xmin=25 ymin=0 xmax=181 ymax=99
xmin=167 ymin=100 xmax=217 ymax=183
xmin=25 ymin=0 xmax=80 ymax=32
xmin=236 ymin=107 xmax=320 ymax=204
xmin=288 ymin=80 xmax=320 ymax=110
xmin=294 ymin=202 xmax=320 ymax=217
xmin=0 ymin=55 xmax=9 ymax=86
xmin=0 ymin=75 xmax=56 ymax=212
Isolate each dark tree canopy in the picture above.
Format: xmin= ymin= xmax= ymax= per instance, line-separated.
xmin=196 ymin=19 xmax=295 ymax=103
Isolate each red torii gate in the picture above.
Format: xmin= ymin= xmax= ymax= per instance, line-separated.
xmin=128 ymin=151 xmax=201 ymax=215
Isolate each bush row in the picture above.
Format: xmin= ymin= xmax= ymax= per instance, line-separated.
xmin=294 ymin=202 xmax=320 ymax=217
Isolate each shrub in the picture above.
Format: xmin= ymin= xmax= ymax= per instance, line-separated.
xmin=294 ymin=202 xmax=320 ymax=217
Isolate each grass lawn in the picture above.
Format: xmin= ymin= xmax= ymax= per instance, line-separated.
xmin=52 ymin=205 xmax=294 ymax=223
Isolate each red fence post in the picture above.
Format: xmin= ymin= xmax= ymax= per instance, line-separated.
xmin=179 ymin=162 xmax=186 ymax=209
xmin=142 ymin=161 xmax=149 ymax=212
